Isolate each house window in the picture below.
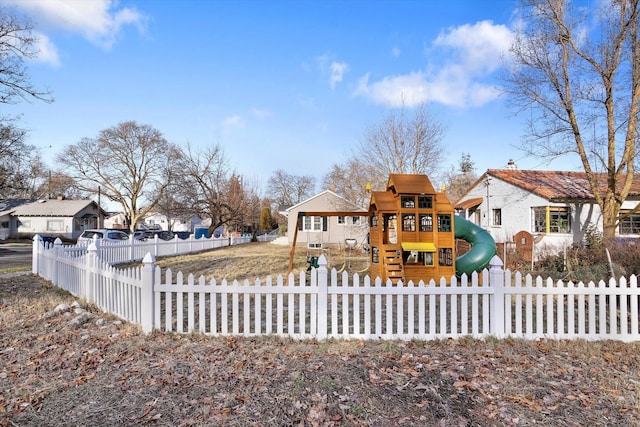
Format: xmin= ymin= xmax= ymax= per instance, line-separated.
xmin=302 ymin=216 xmax=326 ymax=232
xmin=533 ymin=207 xmax=571 ymax=233
xmin=419 ymin=214 xmax=433 ymax=232
xmin=370 ymin=214 xmax=378 ymax=228
xmin=351 ymin=216 xmax=362 ymax=225
xmin=47 ymin=220 xmax=64 ymax=231
xmin=418 ymin=196 xmax=432 ymax=209
xmin=437 ymin=214 xmax=452 ymax=232
xmin=19 ymin=220 xmax=30 ymax=229
xmin=619 ymin=212 xmax=640 ymax=234
xmin=492 ymin=208 xmax=502 ymax=226
xmin=337 ymin=216 xmax=346 ymax=225
xmin=402 ymin=214 xmax=416 ymax=232
xmin=438 ymin=248 xmax=453 ymax=266
xmin=0 ymin=221 xmax=8 ymax=229
xmin=401 ymin=196 xmax=415 ymax=208
xmin=371 ymin=246 xmax=379 ymax=264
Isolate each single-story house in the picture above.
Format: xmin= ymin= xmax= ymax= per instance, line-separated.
xmin=0 ymin=199 xmax=30 ymax=240
xmin=284 ymin=189 xmax=369 ymax=249
xmin=0 ymin=198 xmax=105 ymax=241
xmin=141 ymin=212 xmax=203 ymax=233
xmin=454 ymin=167 xmax=640 ymax=255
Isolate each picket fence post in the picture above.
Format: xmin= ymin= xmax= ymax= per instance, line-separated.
xmin=140 ymin=252 xmax=156 ymax=334
xmin=85 ymin=242 xmax=98 ymax=302
xmin=52 ymin=238 xmax=62 ymax=286
xmin=316 ymin=255 xmax=328 ymax=340
xmin=32 ymin=235 xmax=40 ymax=275
xmin=489 ymin=255 xmax=505 ymax=338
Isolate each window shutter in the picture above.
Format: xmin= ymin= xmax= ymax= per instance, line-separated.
xmin=298 ymin=216 xmax=303 ymax=231
xmin=322 ymin=217 xmax=328 ymax=231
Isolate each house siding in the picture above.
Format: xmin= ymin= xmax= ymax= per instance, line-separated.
xmin=286 ymin=191 xmax=368 ymax=248
xmin=457 ymin=175 xmax=625 ymax=254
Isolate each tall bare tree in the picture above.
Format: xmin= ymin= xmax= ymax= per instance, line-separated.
xmin=0 ymin=8 xmax=53 ymax=198
xmin=58 ymin=121 xmax=177 ymax=231
xmin=505 ymin=0 xmax=640 ymax=238
xmin=324 ymin=103 xmax=446 ymax=204
xmin=267 ymin=169 xmax=316 ymax=207
xmin=174 ymin=143 xmax=255 ymax=237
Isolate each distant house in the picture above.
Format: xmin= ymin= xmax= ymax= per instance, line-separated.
xmin=285 ymin=190 xmax=369 ymax=249
xmin=454 ymin=167 xmax=640 ymax=254
xmin=141 ymin=212 xmax=203 ymax=233
xmin=0 ymin=199 xmax=30 ymax=240
xmin=0 ymin=198 xmax=104 ymax=240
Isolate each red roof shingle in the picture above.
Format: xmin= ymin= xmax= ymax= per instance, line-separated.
xmin=486 ymin=169 xmax=640 ymax=201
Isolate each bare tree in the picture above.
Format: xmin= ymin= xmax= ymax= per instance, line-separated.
xmin=267 ymin=169 xmax=316 ymax=207
xmin=174 ymin=144 xmax=255 ymax=237
xmin=443 ymin=153 xmax=478 ymax=203
xmin=505 ymin=0 xmax=640 ymax=238
xmin=321 ymin=158 xmax=372 ymax=208
xmin=0 ymin=8 xmax=53 ymax=197
xmin=324 ymin=103 xmax=446 ymax=204
xmin=58 ymin=121 xmax=177 ymax=231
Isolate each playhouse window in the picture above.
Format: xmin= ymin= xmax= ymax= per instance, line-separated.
xmin=402 ymin=214 xmax=416 ymax=231
xmin=401 ymin=196 xmax=415 ymax=208
xmin=437 ymin=214 xmax=452 ymax=232
xmin=403 ymin=250 xmax=434 ymax=266
xmin=438 ymin=248 xmax=453 ymax=266
xmin=418 ymin=196 xmax=432 ymax=209
xmin=370 ymin=214 xmax=379 ymax=228
xmin=371 ymin=246 xmax=379 ymax=264
xmin=419 ymin=214 xmax=433 ymax=232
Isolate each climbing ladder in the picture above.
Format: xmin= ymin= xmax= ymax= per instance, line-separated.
xmin=381 ymin=244 xmax=404 ymax=285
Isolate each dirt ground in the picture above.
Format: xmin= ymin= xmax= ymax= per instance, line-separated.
xmin=2 ymin=242 xmax=640 ymax=426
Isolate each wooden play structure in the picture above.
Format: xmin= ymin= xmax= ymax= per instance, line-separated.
xmin=369 ymin=174 xmax=497 ymax=284
xmin=288 ymin=174 xmax=497 ymax=284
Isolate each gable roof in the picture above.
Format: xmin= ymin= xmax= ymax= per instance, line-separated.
xmin=369 ymin=191 xmax=396 ymax=212
xmin=11 ymin=199 xmax=100 ymax=217
xmin=387 ymin=174 xmax=437 ymax=194
xmin=285 ymin=189 xmax=363 ymax=214
xmin=0 ymin=199 xmax=31 ymax=216
xmin=458 ymin=169 xmax=640 ymax=205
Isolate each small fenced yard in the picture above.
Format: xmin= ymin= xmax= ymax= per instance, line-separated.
xmin=32 ymin=238 xmax=640 ymax=342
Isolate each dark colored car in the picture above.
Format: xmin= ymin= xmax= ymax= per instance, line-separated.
xmin=135 ymin=230 xmax=175 ymax=241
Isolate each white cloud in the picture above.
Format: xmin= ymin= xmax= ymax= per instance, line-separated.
xmin=220 ymin=115 xmax=244 ymax=134
xmin=33 ymin=32 xmax=60 ymax=67
xmin=391 ymin=46 xmax=401 ymax=58
xmin=329 ymin=61 xmax=349 ymax=90
xmin=3 ymin=0 xmax=147 ymax=50
xmin=354 ymin=20 xmax=512 ymax=109
xmin=316 ymin=53 xmax=349 ymax=89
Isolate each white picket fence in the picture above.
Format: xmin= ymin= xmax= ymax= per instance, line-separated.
xmin=32 ymin=239 xmax=640 ymax=341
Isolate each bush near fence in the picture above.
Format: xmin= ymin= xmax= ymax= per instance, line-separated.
xmin=32 ymin=236 xmax=640 ymax=342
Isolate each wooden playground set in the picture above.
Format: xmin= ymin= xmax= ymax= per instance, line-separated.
xmin=289 ymin=173 xmax=497 ymax=284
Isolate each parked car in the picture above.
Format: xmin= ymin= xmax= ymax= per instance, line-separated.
xmin=77 ymin=229 xmax=130 ymax=244
xmin=134 ymin=230 xmax=175 ymax=241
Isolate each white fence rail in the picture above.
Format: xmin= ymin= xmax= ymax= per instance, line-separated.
xmin=33 ymin=242 xmax=640 ymax=342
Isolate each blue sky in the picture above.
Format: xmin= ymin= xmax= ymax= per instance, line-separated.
xmin=2 ymin=0 xmax=577 ymax=192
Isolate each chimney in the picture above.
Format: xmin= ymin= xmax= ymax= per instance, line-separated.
xmin=506 ymin=159 xmax=517 ymax=170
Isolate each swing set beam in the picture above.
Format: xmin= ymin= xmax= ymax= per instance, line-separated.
xmin=287 ymin=211 xmax=368 ymax=275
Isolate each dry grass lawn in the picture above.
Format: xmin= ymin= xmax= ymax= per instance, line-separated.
xmin=2 ymin=242 xmax=640 ymax=426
